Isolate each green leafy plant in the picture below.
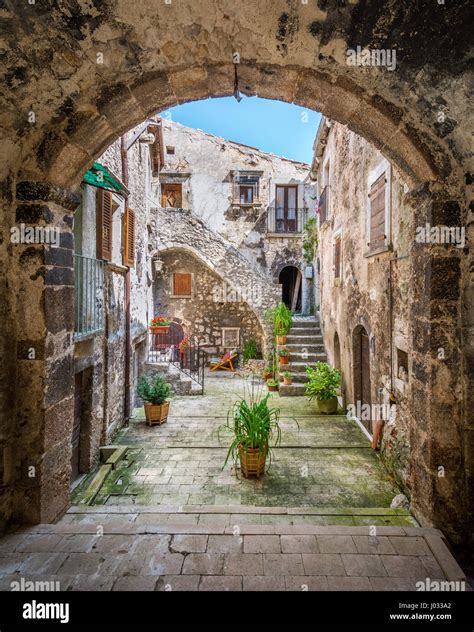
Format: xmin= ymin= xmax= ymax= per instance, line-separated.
xmin=303 ymin=216 xmax=319 ymax=264
xmin=266 ymin=378 xmax=279 ymax=387
xmin=305 ymin=361 xmax=341 ymax=400
xmin=219 ymin=383 xmax=282 ymax=469
xmin=243 ymin=338 xmax=258 ymax=362
xmin=283 ymin=371 xmax=291 ymax=379
xmin=137 ymin=375 xmax=171 ymax=405
xmin=278 ymin=348 xmax=289 ymax=357
xmin=265 ymin=302 xmax=293 ymax=336
xmin=263 ymin=366 xmax=273 ymax=374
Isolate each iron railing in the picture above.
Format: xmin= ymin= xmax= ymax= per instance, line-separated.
xmin=148 ymin=328 xmax=206 ymax=392
xmin=74 ymin=254 xmax=105 ymax=338
xmin=267 ymin=207 xmax=308 ymax=233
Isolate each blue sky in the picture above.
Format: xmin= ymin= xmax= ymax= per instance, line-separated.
xmin=161 ymin=96 xmax=321 ymax=165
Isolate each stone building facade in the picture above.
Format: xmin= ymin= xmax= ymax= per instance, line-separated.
xmin=150 ymin=120 xmax=317 ymax=355
xmin=311 ymin=117 xmax=464 ymax=516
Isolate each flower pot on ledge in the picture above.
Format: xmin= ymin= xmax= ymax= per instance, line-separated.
xmin=150 ymin=325 xmax=170 ymax=335
xmin=317 ymin=397 xmax=338 ymax=415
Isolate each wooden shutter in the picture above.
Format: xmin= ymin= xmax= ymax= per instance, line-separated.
xmin=173 ymin=272 xmax=192 ymax=296
xmin=96 ymin=189 xmax=113 ymax=260
xmin=369 ymin=174 xmax=386 ymax=251
xmin=334 ymin=235 xmax=341 ymax=279
xmin=123 ymin=206 xmax=135 ymax=267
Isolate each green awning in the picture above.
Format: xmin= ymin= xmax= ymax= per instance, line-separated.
xmin=83 ymin=162 xmax=129 ymax=196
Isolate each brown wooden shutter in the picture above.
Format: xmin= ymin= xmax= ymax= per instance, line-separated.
xmin=123 ymin=206 xmax=135 ymax=267
xmin=369 ymin=174 xmax=386 ymax=251
xmin=334 ymin=236 xmax=341 ymax=279
xmin=96 ymin=189 xmax=113 ymax=260
xmin=173 ymin=272 xmax=192 ymax=296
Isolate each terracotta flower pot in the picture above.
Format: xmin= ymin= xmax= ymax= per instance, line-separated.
xmin=279 ymin=356 xmax=289 ymax=365
xmin=150 ymin=325 xmax=170 ymax=335
xmin=144 ymin=400 xmax=170 ymax=425
xmin=317 ymin=396 xmax=338 ymax=414
xmin=283 ymin=378 xmax=292 ymax=385
xmin=262 ymin=371 xmax=273 ymax=381
xmin=276 ymin=335 xmax=287 ymax=345
xmin=238 ymin=444 xmax=267 ymax=478
xmin=267 ymin=383 xmax=278 ymax=392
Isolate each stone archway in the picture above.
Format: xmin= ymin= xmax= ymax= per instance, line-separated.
xmin=0 ymin=2 xmax=471 ymax=558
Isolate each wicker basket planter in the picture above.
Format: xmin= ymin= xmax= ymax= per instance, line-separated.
xmin=144 ymin=401 xmax=170 ymax=425
xmin=238 ymin=444 xmax=267 ymax=478
xmin=276 ymin=335 xmax=287 ymax=345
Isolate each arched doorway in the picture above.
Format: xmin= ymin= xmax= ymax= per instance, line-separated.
xmin=279 ymin=266 xmax=302 ymax=312
xmin=353 ymin=326 xmax=372 ymax=435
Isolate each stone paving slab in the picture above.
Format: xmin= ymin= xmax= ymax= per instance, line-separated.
xmin=72 ymin=377 xmax=401 ymax=511
xmin=0 ymin=520 xmax=467 ymax=592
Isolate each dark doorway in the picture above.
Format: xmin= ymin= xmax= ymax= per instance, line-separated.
xmin=353 ymin=326 xmax=372 ymax=434
xmin=72 ymin=373 xmax=83 ymax=483
xmin=279 ymin=266 xmax=302 ymax=312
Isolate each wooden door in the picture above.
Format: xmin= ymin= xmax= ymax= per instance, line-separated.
xmin=161 ymin=183 xmax=182 ymax=208
xmin=71 ymin=372 xmax=82 ymax=483
xmin=360 ymin=331 xmax=372 ymax=434
xmin=275 ymin=186 xmax=297 ymax=232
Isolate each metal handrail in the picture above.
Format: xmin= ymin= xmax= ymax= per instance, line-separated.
xmin=148 ymin=329 xmax=205 ymax=393
xmin=74 ymin=254 xmax=105 ymax=338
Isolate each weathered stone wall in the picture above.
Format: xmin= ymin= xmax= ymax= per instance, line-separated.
xmin=314 ymin=120 xmax=470 ymax=555
xmin=154 ymin=250 xmax=264 ymax=356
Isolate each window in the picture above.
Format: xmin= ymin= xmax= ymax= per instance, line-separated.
xmin=233 ymin=172 xmax=261 ymax=204
xmin=396 ymin=348 xmax=409 ymax=382
xmin=123 ymin=206 xmax=136 ymax=267
xmin=222 ymin=327 xmax=240 ymax=348
xmin=367 ymin=161 xmax=391 ymax=254
xmin=333 ymin=231 xmax=342 ymax=281
xmin=96 ymin=189 xmax=113 ymax=260
xmin=166 ymin=146 xmax=175 ymax=155
xmin=173 ymin=272 xmax=192 ymax=297
xmin=275 ymin=185 xmax=298 ymax=233
xmin=239 ymin=185 xmax=254 ymax=204
xmin=161 ymin=183 xmax=182 ymax=208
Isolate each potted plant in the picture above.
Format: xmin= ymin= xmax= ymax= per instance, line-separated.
xmin=262 ymin=366 xmax=273 ymax=381
xmin=305 ymin=361 xmax=341 ymax=414
xmin=283 ymin=371 xmax=292 ymax=386
xmin=278 ymin=348 xmax=290 ymax=365
xmin=265 ymin=302 xmax=293 ymax=345
xmin=266 ymin=378 xmax=279 ymax=392
xmin=137 ymin=374 xmax=172 ymax=425
xmin=149 ymin=315 xmax=171 ymax=334
xmin=220 ymin=385 xmax=281 ymax=478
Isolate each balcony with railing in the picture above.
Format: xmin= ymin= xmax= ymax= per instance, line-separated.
xmin=74 ymin=254 xmax=105 ymax=339
xmin=267 ymin=207 xmax=308 ymax=234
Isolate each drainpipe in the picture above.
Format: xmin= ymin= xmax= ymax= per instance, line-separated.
xmin=121 ymin=134 xmax=131 ymax=426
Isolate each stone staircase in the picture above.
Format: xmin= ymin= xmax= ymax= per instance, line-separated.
xmin=279 ymin=317 xmax=327 ymax=396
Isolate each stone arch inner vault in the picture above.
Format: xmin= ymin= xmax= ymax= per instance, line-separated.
xmin=0 ymin=1 xmax=471 ymax=561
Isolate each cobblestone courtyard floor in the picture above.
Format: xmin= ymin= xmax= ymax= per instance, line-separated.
xmin=0 ymin=375 xmax=467 ymax=591
xmin=73 ymin=374 xmax=408 ymax=519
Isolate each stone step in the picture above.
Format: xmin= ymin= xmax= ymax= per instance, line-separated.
xmin=287 ymin=352 xmax=327 ymax=362
xmin=279 ymin=382 xmax=307 ymax=396
xmin=287 ymin=362 xmax=311 ymax=373
xmin=282 ymin=373 xmax=308 ymax=383
xmin=288 ymin=328 xmax=322 ymax=337
xmin=291 ymin=319 xmax=319 ymax=328
xmin=286 ymin=342 xmax=325 ymax=351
